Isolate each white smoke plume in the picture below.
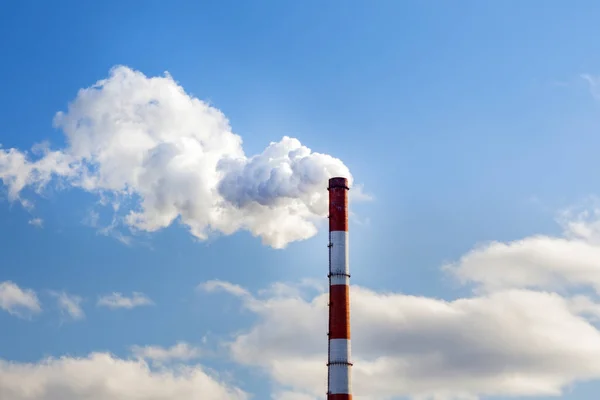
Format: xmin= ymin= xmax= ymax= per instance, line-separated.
xmin=0 ymin=66 xmax=361 ymax=248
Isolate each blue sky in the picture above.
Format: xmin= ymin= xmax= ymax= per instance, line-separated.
xmin=3 ymin=1 xmax=600 ymax=399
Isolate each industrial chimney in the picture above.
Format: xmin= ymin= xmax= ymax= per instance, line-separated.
xmin=327 ymin=177 xmax=352 ymax=400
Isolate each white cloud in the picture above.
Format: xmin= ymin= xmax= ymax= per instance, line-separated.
xmin=27 ymin=218 xmax=43 ymax=228
xmin=581 ymin=73 xmax=600 ymax=99
xmin=0 ymin=144 xmax=75 ymax=206
xmin=0 ymin=281 xmax=41 ymax=318
xmin=445 ymin=205 xmax=600 ymax=294
xmin=97 ymin=292 xmax=154 ymax=309
xmin=200 ymin=209 xmax=600 ymax=399
xmin=0 ymin=352 xmax=247 ymax=400
xmin=202 ymin=277 xmax=600 ymax=400
xmin=272 ymin=391 xmax=318 ymax=400
xmin=50 ymin=291 xmax=84 ymax=320
xmin=199 ymin=280 xmax=252 ymax=298
xmin=0 ymin=66 xmax=366 ymax=248
xmin=131 ymin=342 xmax=202 ymax=364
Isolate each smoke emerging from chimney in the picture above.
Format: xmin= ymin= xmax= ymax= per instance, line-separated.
xmin=0 ymin=66 xmax=365 ymax=248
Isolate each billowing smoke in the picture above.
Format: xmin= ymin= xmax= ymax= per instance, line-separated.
xmin=0 ymin=66 xmax=359 ymax=248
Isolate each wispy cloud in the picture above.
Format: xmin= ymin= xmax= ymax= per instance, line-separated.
xmin=0 ymin=281 xmax=41 ymax=319
xmin=97 ymin=292 xmax=154 ymax=309
xmin=28 ymin=218 xmax=43 ymax=228
xmin=198 ymin=280 xmax=251 ymax=298
xmin=82 ymin=210 xmax=133 ymax=246
xmin=581 ymin=73 xmax=600 ymax=99
xmin=50 ymin=291 xmax=84 ymax=320
xmin=130 ymin=342 xmax=202 ymax=364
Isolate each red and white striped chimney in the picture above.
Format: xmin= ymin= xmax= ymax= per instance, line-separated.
xmin=327 ymin=177 xmax=352 ymax=400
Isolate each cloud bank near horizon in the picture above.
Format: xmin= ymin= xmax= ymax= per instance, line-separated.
xmin=198 ymin=208 xmax=600 ymax=400
xmin=0 ymin=351 xmax=247 ymax=400
xmin=0 ymin=66 xmax=367 ymax=248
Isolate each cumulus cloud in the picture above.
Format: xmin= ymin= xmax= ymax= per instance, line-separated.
xmin=0 ymin=352 xmax=247 ymax=400
xmin=0 ymin=66 xmax=363 ymax=248
xmin=0 ymin=281 xmax=41 ymax=318
xmin=197 ymin=208 xmax=600 ymax=400
xmin=445 ymin=205 xmax=600 ymax=294
xmin=131 ymin=342 xmax=202 ymax=364
xmin=97 ymin=292 xmax=154 ymax=309
xmin=50 ymin=291 xmax=84 ymax=320
xmin=202 ymin=272 xmax=600 ymax=398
